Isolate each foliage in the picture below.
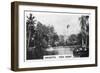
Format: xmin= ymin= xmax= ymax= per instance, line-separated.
xmin=26 ymin=14 xmax=59 ymax=59
xmin=79 ymin=15 xmax=89 ymax=48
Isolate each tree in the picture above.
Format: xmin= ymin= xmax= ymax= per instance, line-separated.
xmin=67 ymin=34 xmax=78 ymax=45
xmin=26 ymin=13 xmax=37 ymax=49
xmin=77 ymin=32 xmax=82 ymax=45
xmin=36 ymin=22 xmax=59 ymax=47
xmin=26 ymin=14 xmax=59 ymax=59
xmin=35 ymin=21 xmax=49 ymax=49
xmin=79 ymin=16 xmax=89 ymax=48
xmin=58 ymin=35 xmax=65 ymax=46
xmin=26 ymin=14 xmax=38 ymax=59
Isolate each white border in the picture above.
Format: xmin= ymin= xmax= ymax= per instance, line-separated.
xmin=18 ymin=5 xmax=96 ymax=68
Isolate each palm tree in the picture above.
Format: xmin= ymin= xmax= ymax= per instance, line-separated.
xmin=26 ymin=13 xmax=36 ymax=50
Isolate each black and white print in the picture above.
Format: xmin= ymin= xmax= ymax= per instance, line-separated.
xmin=25 ymin=11 xmax=89 ymax=60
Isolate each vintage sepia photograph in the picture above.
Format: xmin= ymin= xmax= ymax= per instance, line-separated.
xmin=25 ymin=11 xmax=89 ymax=60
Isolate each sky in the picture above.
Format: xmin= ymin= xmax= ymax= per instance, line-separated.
xmin=25 ymin=11 xmax=82 ymax=37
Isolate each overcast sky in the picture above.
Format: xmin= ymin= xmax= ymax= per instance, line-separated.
xmin=25 ymin=11 xmax=82 ymax=37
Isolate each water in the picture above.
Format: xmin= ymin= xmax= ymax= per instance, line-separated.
xmin=46 ymin=46 xmax=73 ymax=56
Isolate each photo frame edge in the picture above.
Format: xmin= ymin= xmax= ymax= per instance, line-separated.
xmin=11 ymin=1 xmax=98 ymax=71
